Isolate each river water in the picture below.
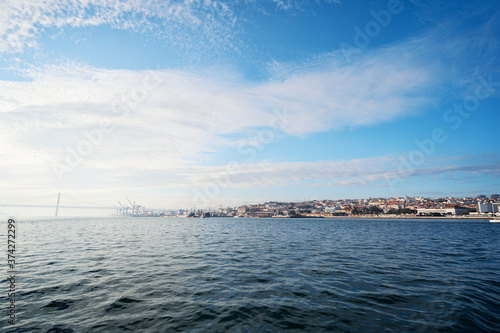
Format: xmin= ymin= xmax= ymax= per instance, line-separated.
xmin=2 ymin=217 xmax=499 ymax=332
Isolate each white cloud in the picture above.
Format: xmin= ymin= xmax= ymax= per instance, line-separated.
xmin=0 ymin=40 xmax=440 ymax=186
xmin=271 ymin=0 xmax=341 ymax=11
xmin=187 ymin=156 xmax=397 ymax=188
xmin=259 ymin=56 xmax=435 ymax=136
xmin=186 ymin=155 xmax=500 ymax=190
xmin=0 ymin=0 xmax=238 ymax=54
xmin=0 ymin=0 xmax=346 ymax=55
xmin=1 ymin=9 xmax=498 ymax=207
xmin=0 ymin=50 xmax=476 ymax=207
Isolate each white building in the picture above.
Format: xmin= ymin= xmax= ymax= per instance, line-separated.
xmin=477 ymin=203 xmax=493 ymax=214
xmin=493 ymin=203 xmax=500 ymax=214
xmin=417 ymin=207 xmax=468 ymax=216
xmin=324 ymin=206 xmax=340 ymax=213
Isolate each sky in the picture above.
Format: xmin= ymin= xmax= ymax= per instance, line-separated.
xmin=0 ymin=0 xmax=499 ymax=216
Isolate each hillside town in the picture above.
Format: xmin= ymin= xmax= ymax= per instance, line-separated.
xmin=169 ymin=194 xmax=500 ymax=218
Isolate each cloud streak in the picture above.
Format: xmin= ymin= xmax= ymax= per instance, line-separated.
xmin=1 ymin=1 xmax=499 ymax=208
xmin=0 ymin=0 xmax=238 ymax=54
xmin=0 ymin=36 xmax=441 ymax=183
xmin=0 ymin=50 xmax=492 ymax=203
xmin=187 ymin=155 xmax=500 ymax=189
xmin=0 ymin=0 xmax=346 ymax=55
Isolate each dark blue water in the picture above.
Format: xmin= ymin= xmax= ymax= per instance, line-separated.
xmin=2 ymin=217 xmax=499 ymax=332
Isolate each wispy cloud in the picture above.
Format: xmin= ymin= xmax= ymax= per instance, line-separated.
xmin=271 ymin=0 xmax=342 ymax=12
xmin=0 ymin=0 xmax=346 ymax=55
xmin=0 ymin=35 xmax=440 ymax=180
xmin=260 ymin=49 xmax=437 ymax=135
xmin=186 ymin=154 xmax=500 ymax=189
xmin=1 ymin=1 xmax=499 ymax=207
xmin=0 ymin=52 xmax=494 ymax=203
xmin=0 ymin=0 xmax=238 ymax=54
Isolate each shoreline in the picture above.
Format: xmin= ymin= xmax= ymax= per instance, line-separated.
xmin=321 ymin=215 xmax=491 ymax=220
xmin=268 ymin=215 xmax=492 ymax=220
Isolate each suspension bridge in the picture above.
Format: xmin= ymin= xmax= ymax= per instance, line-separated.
xmin=0 ymin=193 xmax=165 ymax=217
xmin=0 ymin=193 xmax=114 ymax=216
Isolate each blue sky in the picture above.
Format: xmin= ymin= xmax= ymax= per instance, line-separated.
xmin=0 ymin=0 xmax=499 ymax=215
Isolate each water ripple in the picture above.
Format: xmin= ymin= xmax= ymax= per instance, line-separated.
xmin=1 ymin=218 xmax=499 ymax=332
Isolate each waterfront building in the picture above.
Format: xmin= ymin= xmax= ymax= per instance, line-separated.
xmin=236 ymin=206 xmax=249 ymax=216
xmin=417 ymin=207 xmax=469 ymax=216
xmin=493 ymin=203 xmax=500 ymax=214
xmin=324 ymin=206 xmax=340 ymax=213
xmin=478 ymin=203 xmax=493 ymax=214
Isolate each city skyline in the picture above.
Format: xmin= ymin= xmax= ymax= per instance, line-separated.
xmin=2 ymin=192 xmax=499 ymax=217
xmin=1 ymin=0 xmax=500 ymax=216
